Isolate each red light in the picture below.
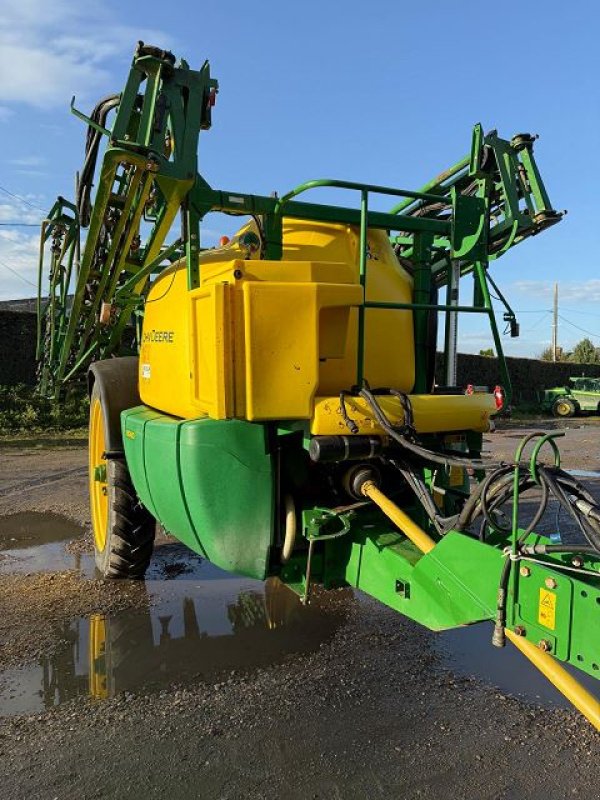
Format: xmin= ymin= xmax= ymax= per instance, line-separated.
xmin=493 ymin=385 xmax=505 ymax=410
xmin=219 ymin=235 xmax=230 ymax=247
xmin=465 ymin=384 xmax=474 ymax=395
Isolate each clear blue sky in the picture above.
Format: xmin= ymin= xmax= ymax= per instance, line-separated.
xmin=0 ymin=0 xmax=598 ymax=357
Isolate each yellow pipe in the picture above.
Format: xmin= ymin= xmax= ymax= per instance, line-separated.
xmin=360 ymin=480 xmax=436 ymax=554
xmin=505 ymin=628 xmax=600 ymax=731
xmin=361 ymin=479 xmax=600 ymax=730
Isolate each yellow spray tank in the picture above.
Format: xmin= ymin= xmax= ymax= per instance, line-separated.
xmin=140 ymin=218 xmax=495 ymax=431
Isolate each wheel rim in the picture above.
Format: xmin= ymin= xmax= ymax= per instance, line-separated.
xmin=89 ymin=397 xmax=108 ymax=552
xmin=556 ymin=402 xmax=570 ymax=416
xmin=88 ymin=613 xmax=109 ymax=699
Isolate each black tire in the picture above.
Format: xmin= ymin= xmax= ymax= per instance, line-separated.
xmin=89 ymin=383 xmax=155 ymax=578
xmin=95 ymin=458 xmax=156 ymax=578
xmin=552 ymin=397 xmax=576 ymax=418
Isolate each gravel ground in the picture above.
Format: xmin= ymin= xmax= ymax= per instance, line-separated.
xmin=0 ymin=423 xmax=599 ymax=799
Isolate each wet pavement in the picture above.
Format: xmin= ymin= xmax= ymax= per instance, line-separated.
xmin=0 ymin=573 xmax=350 ymax=716
xmin=437 ymin=622 xmax=600 ymax=709
xmin=567 ymin=469 xmax=600 ymax=479
xmin=2 ymin=429 xmax=600 ymax=799
xmin=1 ymin=502 xmax=599 ymax=718
xmin=0 ymin=513 xmax=351 ymax=716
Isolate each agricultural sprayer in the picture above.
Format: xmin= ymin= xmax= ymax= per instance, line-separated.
xmin=36 ymin=43 xmax=600 ymax=728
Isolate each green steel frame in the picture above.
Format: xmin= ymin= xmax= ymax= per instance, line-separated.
xmin=37 ymin=44 xmax=600 ymax=714
xmin=37 ymin=46 xmax=561 ymax=399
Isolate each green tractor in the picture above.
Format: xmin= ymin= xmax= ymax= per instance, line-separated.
xmin=540 ymin=377 xmax=600 ymax=418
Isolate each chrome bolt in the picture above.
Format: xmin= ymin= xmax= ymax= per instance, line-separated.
xmin=538 ymin=639 xmax=552 ymax=652
xmin=571 ymin=556 xmax=584 ymax=568
xmin=520 ymin=566 xmax=531 ymax=578
xmin=514 ymin=626 xmax=526 ymax=637
xmin=545 ymin=577 xmax=558 ymax=589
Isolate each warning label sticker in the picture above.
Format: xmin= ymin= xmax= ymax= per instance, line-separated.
xmin=538 ymin=589 xmax=556 ymax=630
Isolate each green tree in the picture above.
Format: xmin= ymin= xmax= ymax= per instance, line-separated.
xmin=479 ymin=348 xmax=495 ymax=358
xmin=570 ymin=338 xmax=600 ymax=364
xmin=539 ymin=346 xmax=567 ymax=361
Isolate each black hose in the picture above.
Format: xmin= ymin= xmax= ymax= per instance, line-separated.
xmin=355 ymin=383 xmax=600 ymax=558
xmin=339 ymin=391 xmax=359 ymax=434
xmin=523 ymin=544 xmax=599 ymax=555
xmin=76 ymin=94 xmax=120 ymax=227
xmin=492 ymin=558 xmax=512 ymax=647
xmin=538 ymin=465 xmax=600 ymax=552
xmin=359 ymin=385 xmax=490 ymax=471
xmin=386 ymin=456 xmax=445 ymax=534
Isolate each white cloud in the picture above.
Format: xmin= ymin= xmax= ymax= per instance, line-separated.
xmin=513 ymin=279 xmax=600 ymax=303
xmin=0 ymin=1 xmax=173 ymax=109
xmin=0 ymin=228 xmax=39 ymax=300
xmin=0 ymin=195 xmax=45 ymax=300
xmin=0 ymin=200 xmax=41 ymax=225
xmin=9 ymin=155 xmax=46 ymax=168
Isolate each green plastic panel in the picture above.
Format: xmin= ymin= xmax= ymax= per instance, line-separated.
xmin=143 ymin=414 xmax=200 ymax=553
xmin=179 ymin=417 xmax=274 ymax=579
xmin=121 ymin=407 xmax=274 ymax=580
xmin=121 ymin=406 xmax=164 ymax=517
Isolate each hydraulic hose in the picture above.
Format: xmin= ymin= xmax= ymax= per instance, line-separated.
xmin=355 ymin=384 xmax=600 ymax=552
xmin=359 ymin=385 xmax=490 ymax=472
xmin=76 ymin=94 xmax=120 ymax=227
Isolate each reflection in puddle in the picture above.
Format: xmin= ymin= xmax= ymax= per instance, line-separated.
xmin=0 ymin=511 xmax=351 ymax=716
xmin=0 ymin=512 xmax=92 ymax=575
xmin=436 ymin=622 xmax=600 ymax=709
xmin=0 ymin=558 xmax=351 ymax=716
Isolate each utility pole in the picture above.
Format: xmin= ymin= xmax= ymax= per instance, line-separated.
xmin=552 ymin=282 xmax=558 ymax=362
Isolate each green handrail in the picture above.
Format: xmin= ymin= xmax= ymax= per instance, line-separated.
xmin=277 ymin=178 xmax=448 ymax=209
xmin=276 ymin=179 xmax=460 ymax=385
xmin=275 ymin=178 xmax=507 ymax=392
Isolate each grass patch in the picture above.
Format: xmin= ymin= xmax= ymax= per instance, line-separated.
xmin=0 ymin=384 xmax=89 ymax=434
xmin=508 ymin=402 xmax=548 ymax=420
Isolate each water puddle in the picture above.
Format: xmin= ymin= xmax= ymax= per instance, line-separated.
xmin=0 ymin=541 xmax=351 ymax=716
xmin=436 ymin=622 xmax=600 ymax=709
xmin=5 ymin=511 xmax=598 ymax=716
xmin=566 ymin=469 xmax=600 ymax=479
xmin=0 ymin=512 xmax=92 ymax=575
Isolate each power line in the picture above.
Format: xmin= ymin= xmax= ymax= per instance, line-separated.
xmin=521 ymin=311 xmax=552 ymax=333
xmin=0 ymin=259 xmax=37 ymax=288
xmin=0 ymin=184 xmax=46 ymax=214
xmin=512 ymin=309 xmax=552 ymax=313
xmin=0 ymin=222 xmax=42 ymax=227
xmin=560 ymin=307 xmax=600 ymax=319
xmin=558 ymin=314 xmax=600 ymax=342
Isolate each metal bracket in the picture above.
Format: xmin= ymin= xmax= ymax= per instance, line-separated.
xmin=301 ymin=508 xmax=354 ymax=605
xmin=70 ymin=96 xmax=112 ymax=137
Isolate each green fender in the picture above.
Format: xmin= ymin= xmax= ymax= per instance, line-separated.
xmin=121 ymin=407 xmax=274 ymax=579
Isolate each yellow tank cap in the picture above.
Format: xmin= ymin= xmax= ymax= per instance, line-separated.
xmin=311 ymin=393 xmax=496 ymax=436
